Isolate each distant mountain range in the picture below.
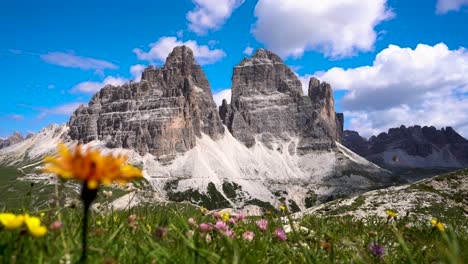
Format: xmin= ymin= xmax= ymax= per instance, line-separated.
xmin=343 ymin=125 xmax=468 ymax=173
xmin=0 ymin=132 xmax=34 ymax=150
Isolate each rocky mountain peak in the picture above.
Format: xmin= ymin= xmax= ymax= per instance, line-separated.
xmin=221 ymin=48 xmax=341 ymax=151
xmin=165 ymin=45 xmax=196 ymax=66
xmin=251 ymin=48 xmax=283 ymax=63
xmin=68 ymin=46 xmax=224 ymax=160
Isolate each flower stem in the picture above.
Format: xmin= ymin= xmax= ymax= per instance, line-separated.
xmin=80 ymin=182 xmax=98 ymax=263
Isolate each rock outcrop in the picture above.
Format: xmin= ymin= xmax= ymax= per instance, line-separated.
xmin=0 ymin=132 xmax=25 ymax=149
xmin=343 ymin=126 xmax=468 ymax=169
xmin=220 ymin=49 xmax=339 ymax=153
xmin=68 ymin=46 xmax=224 ymax=160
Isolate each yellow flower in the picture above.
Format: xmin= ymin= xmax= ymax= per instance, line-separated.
xmin=280 ymin=205 xmax=286 ymax=212
xmin=200 ymin=206 xmax=208 ymax=215
xmin=0 ymin=213 xmax=24 ymax=230
xmin=221 ymin=212 xmax=230 ymax=222
xmin=40 ymin=212 xmax=45 ymax=218
xmin=24 ymin=215 xmax=47 ymax=237
xmin=386 ymin=209 xmax=397 ymax=218
xmin=43 ymin=143 xmax=143 ymax=189
xmin=431 ymin=219 xmax=445 ymax=231
xmin=146 ymin=224 xmax=152 ymax=232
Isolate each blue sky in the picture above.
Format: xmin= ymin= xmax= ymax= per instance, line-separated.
xmin=1 ymin=0 xmax=468 ymax=138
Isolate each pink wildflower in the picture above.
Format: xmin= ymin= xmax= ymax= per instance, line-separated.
xmin=225 ymin=228 xmax=234 ymax=239
xmin=199 ymin=223 xmax=212 ymax=232
xmin=188 ymin=217 xmax=197 ymax=227
xmin=229 ymin=218 xmax=237 ymax=225
xmin=50 ymin=220 xmax=62 ymax=230
xmin=215 ymin=220 xmax=228 ymax=231
xmin=242 ymin=231 xmax=255 ymax=241
xmin=236 ymin=213 xmax=245 ymax=221
xmin=274 ymin=228 xmax=287 ymax=241
xmin=213 ymin=211 xmax=221 ymax=218
xmin=256 ymin=219 xmax=268 ymax=231
xmin=127 ymin=214 xmax=136 ymax=223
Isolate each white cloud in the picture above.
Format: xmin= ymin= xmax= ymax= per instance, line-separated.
xmin=47 ymin=84 xmax=55 ymax=89
xmin=133 ymin=37 xmax=226 ymax=65
xmin=45 ymin=103 xmax=84 ymax=115
xmin=436 ymin=0 xmax=468 ymax=14
xmin=310 ymin=43 xmax=468 ymax=137
xmin=9 ymin=114 xmax=24 ymax=122
xmin=19 ymin=102 xmax=84 ymax=116
xmin=72 ymin=76 xmax=127 ymax=93
xmin=187 ymin=0 xmax=245 ymax=35
xmin=130 ymin=64 xmax=147 ymax=82
xmin=243 ymin=46 xmax=254 ymax=56
xmin=213 ymin=89 xmax=232 ymax=107
xmin=40 ymin=52 xmax=118 ymax=70
xmin=252 ymin=0 xmax=394 ymax=58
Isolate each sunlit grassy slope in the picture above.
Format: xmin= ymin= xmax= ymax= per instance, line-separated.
xmin=0 ymin=167 xmax=467 ymax=263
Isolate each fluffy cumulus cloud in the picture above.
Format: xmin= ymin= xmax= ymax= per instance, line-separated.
xmin=40 ymin=52 xmax=118 ymax=70
xmin=311 ymin=43 xmax=468 ymax=137
xmin=133 ymin=37 xmax=226 ymax=65
xmin=213 ymin=89 xmax=232 ymax=107
xmin=436 ymin=0 xmax=468 ymax=14
xmin=187 ymin=0 xmax=245 ymax=35
xmin=72 ymin=76 xmax=127 ymax=93
xmin=252 ymin=0 xmax=394 ymax=58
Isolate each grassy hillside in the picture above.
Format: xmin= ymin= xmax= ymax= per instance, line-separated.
xmin=0 ymin=168 xmax=467 ymax=263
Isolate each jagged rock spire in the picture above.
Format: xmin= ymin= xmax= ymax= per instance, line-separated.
xmin=68 ymin=46 xmax=224 ymax=159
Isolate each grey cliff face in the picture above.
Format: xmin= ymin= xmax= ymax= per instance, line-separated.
xmin=68 ymin=46 xmax=224 ymax=159
xmin=220 ymin=49 xmax=339 ymax=153
xmin=343 ymin=126 xmax=468 ymax=168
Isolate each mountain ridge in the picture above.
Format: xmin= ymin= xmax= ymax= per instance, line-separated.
xmin=343 ymin=125 xmax=468 ymax=170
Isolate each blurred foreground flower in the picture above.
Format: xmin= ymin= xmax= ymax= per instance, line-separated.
xmin=0 ymin=213 xmax=47 ymax=237
xmin=43 ymin=143 xmax=142 ymax=262
xmin=24 ymin=215 xmax=48 ymax=237
xmin=0 ymin=213 xmax=24 ymax=230
xmin=43 ymin=143 xmax=142 ymax=189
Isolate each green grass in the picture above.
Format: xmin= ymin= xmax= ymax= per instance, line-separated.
xmin=1 ymin=167 xmax=467 ymax=263
xmin=0 ymin=202 xmax=466 ymax=263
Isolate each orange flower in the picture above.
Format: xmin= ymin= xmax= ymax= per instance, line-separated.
xmin=43 ymin=143 xmax=143 ymax=189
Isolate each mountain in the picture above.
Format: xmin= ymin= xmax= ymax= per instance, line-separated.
xmin=219 ymin=49 xmax=341 ymax=152
xmin=1 ymin=46 xmax=395 ymax=211
xmin=0 ymin=132 xmax=34 ymax=150
xmin=69 ymin=46 xmax=224 ymax=162
xmin=0 ymin=124 xmax=68 ymax=166
xmin=343 ymin=126 xmax=468 ymax=173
